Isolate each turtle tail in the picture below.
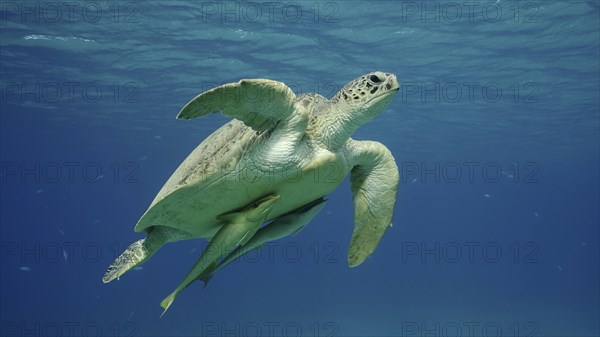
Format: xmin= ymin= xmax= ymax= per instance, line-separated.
xmin=102 ymin=238 xmax=152 ymax=283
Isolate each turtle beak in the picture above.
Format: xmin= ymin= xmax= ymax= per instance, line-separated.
xmin=372 ymin=73 xmax=399 ymax=101
xmin=384 ymin=73 xmax=400 ymax=92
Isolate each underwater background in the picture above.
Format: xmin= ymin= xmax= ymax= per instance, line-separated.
xmin=1 ymin=1 xmax=598 ymax=336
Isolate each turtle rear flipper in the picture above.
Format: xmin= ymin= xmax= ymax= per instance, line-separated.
xmin=102 ymin=239 xmax=150 ymax=283
xmin=102 ymin=227 xmax=173 ymax=283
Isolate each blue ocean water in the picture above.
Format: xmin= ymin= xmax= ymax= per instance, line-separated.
xmin=1 ymin=1 xmax=598 ymax=336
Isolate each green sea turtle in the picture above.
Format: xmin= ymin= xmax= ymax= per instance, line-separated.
xmin=103 ymin=71 xmax=401 ymax=313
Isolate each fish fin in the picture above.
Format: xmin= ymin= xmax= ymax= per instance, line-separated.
xmin=198 ymin=260 xmax=219 ymax=288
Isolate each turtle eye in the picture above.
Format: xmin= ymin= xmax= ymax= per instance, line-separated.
xmin=369 ymin=75 xmax=381 ymax=83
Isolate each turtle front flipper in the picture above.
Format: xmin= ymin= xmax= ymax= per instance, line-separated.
xmin=198 ymin=198 xmax=328 ymax=286
xmin=160 ymin=194 xmax=279 ymax=315
xmin=176 ymin=79 xmax=298 ymax=132
xmin=346 ymin=140 xmax=399 ymax=267
xmin=102 ymin=227 xmax=188 ymax=283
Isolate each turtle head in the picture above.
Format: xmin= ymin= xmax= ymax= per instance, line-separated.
xmin=332 ymin=71 xmax=399 ymax=123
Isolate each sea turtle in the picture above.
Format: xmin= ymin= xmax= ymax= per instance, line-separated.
xmin=103 ymin=71 xmax=401 ymax=313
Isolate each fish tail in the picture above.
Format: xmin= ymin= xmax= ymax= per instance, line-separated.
xmin=160 ymin=291 xmax=178 ymax=317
